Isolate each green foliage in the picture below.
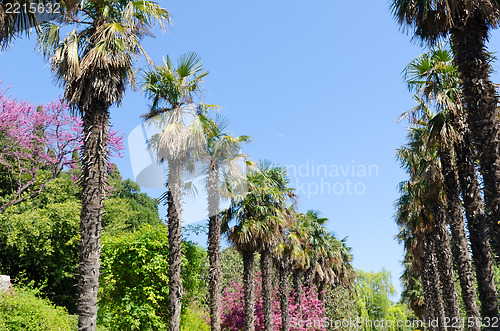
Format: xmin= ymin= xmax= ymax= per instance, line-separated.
xmin=180 ymin=303 xmax=210 ymax=331
xmin=355 ymin=269 xmax=414 ymax=331
xmin=182 ymin=240 xmax=208 ymax=305
xmin=0 ymin=169 xmax=161 ymax=313
xmin=220 ymin=247 xmax=244 ymax=289
xmin=0 ymin=176 xmax=80 ymax=312
xmin=105 ymin=169 xmax=161 ymax=233
xmin=98 ymin=224 xmax=169 ymax=330
xmin=323 ymin=285 xmax=358 ymax=330
xmin=98 ymin=224 xmax=208 ymax=330
xmin=0 ymin=287 xmax=77 ymax=331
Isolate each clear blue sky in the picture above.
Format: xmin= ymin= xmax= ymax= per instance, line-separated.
xmin=3 ymin=0 xmax=500 ymax=298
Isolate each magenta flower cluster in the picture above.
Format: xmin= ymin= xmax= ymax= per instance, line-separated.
xmin=219 ymin=275 xmax=325 ymax=331
xmin=0 ymin=91 xmax=124 ymax=210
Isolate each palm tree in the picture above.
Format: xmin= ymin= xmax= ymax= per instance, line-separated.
xmin=396 ymin=161 xmax=447 ymax=331
xmin=38 ymin=2 xmax=169 ymax=329
xmin=396 ymin=125 xmax=461 ymax=329
xmin=141 ymin=52 xmax=207 ymax=331
xmin=296 ymin=211 xmax=354 ymax=302
xmin=197 ymin=114 xmax=251 ymax=331
xmin=274 ymin=209 xmax=301 ymax=331
xmin=315 ymin=235 xmax=354 ymax=301
xmin=391 ymin=0 xmax=500 ymax=277
xmin=300 ymin=210 xmax=329 ymax=289
xmin=287 ymin=211 xmax=312 ymax=320
xmin=403 ymin=46 xmax=481 ymax=328
xmin=222 ymin=161 xmax=294 ymax=331
xmin=1 ymin=0 xmax=60 ymax=50
xmin=398 ymin=249 xmax=425 ymax=322
xmin=404 ymin=45 xmax=497 ymax=326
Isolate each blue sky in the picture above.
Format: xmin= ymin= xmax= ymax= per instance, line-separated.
xmin=3 ymin=0 xmax=500 ymax=298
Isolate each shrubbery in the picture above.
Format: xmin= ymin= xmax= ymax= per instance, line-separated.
xmin=98 ymin=223 xmax=208 ymax=330
xmin=0 ymin=287 xmax=77 ymax=330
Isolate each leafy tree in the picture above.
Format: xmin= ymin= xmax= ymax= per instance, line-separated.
xmin=0 ymin=176 xmax=80 ymax=312
xmin=38 ymin=1 xmax=169 ymax=328
xmin=355 ymin=269 xmax=414 ymax=331
xmin=322 ymin=285 xmax=358 ymax=331
xmin=104 ymin=168 xmax=161 ymax=233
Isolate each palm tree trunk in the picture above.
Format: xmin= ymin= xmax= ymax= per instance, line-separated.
xmin=292 ymin=269 xmax=302 ymax=318
xmin=77 ymin=103 xmax=108 ymax=331
xmin=303 ymin=257 xmax=315 ymax=289
xmin=432 ymin=203 xmax=462 ymax=331
xmin=243 ymin=250 xmax=256 ymax=331
xmin=279 ymin=255 xmax=290 ymax=331
xmin=207 ymin=161 xmax=221 ymax=331
xmin=451 ymin=15 xmax=500 ymax=263
xmin=261 ymin=248 xmax=274 ymax=331
xmin=454 ymin=131 xmax=499 ymax=324
xmin=167 ymin=161 xmax=183 ymax=331
xmin=421 ymin=231 xmax=446 ymax=331
xmin=317 ymin=280 xmax=325 ymax=303
xmin=440 ymin=151 xmax=480 ymax=331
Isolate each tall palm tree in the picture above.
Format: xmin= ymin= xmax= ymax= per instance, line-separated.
xmin=287 ymin=211 xmax=312 ymax=320
xmin=141 ymin=52 xmax=207 ymax=331
xmin=297 ymin=211 xmax=354 ymax=301
xmin=403 ymin=46 xmax=481 ymax=328
xmin=396 ymin=162 xmax=446 ymax=331
xmin=275 ymin=209 xmax=303 ymax=331
xmin=197 ymin=114 xmax=251 ymax=331
xmin=404 ymin=45 xmax=497 ymax=325
xmin=398 ymin=249 xmax=425 ymax=322
xmin=315 ymin=235 xmax=354 ymax=301
xmin=222 ymin=161 xmax=294 ymax=331
xmin=396 ymin=125 xmax=461 ymax=329
xmin=391 ymin=0 xmax=500 ymax=277
xmin=1 ymin=0 xmax=60 ymax=50
xmin=38 ymin=2 xmax=169 ymax=329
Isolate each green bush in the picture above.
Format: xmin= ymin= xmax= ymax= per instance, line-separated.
xmin=0 ymin=287 xmax=77 ymax=331
xmin=98 ymin=224 xmax=208 ymax=330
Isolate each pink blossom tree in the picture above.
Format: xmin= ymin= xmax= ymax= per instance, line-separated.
xmin=0 ymin=91 xmax=123 ymax=213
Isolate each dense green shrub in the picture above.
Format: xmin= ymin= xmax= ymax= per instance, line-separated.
xmin=98 ymin=224 xmax=208 ymax=330
xmin=0 ymin=287 xmax=77 ymax=330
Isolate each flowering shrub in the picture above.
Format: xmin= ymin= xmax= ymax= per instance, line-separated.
xmin=220 ymin=275 xmax=325 ymax=331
